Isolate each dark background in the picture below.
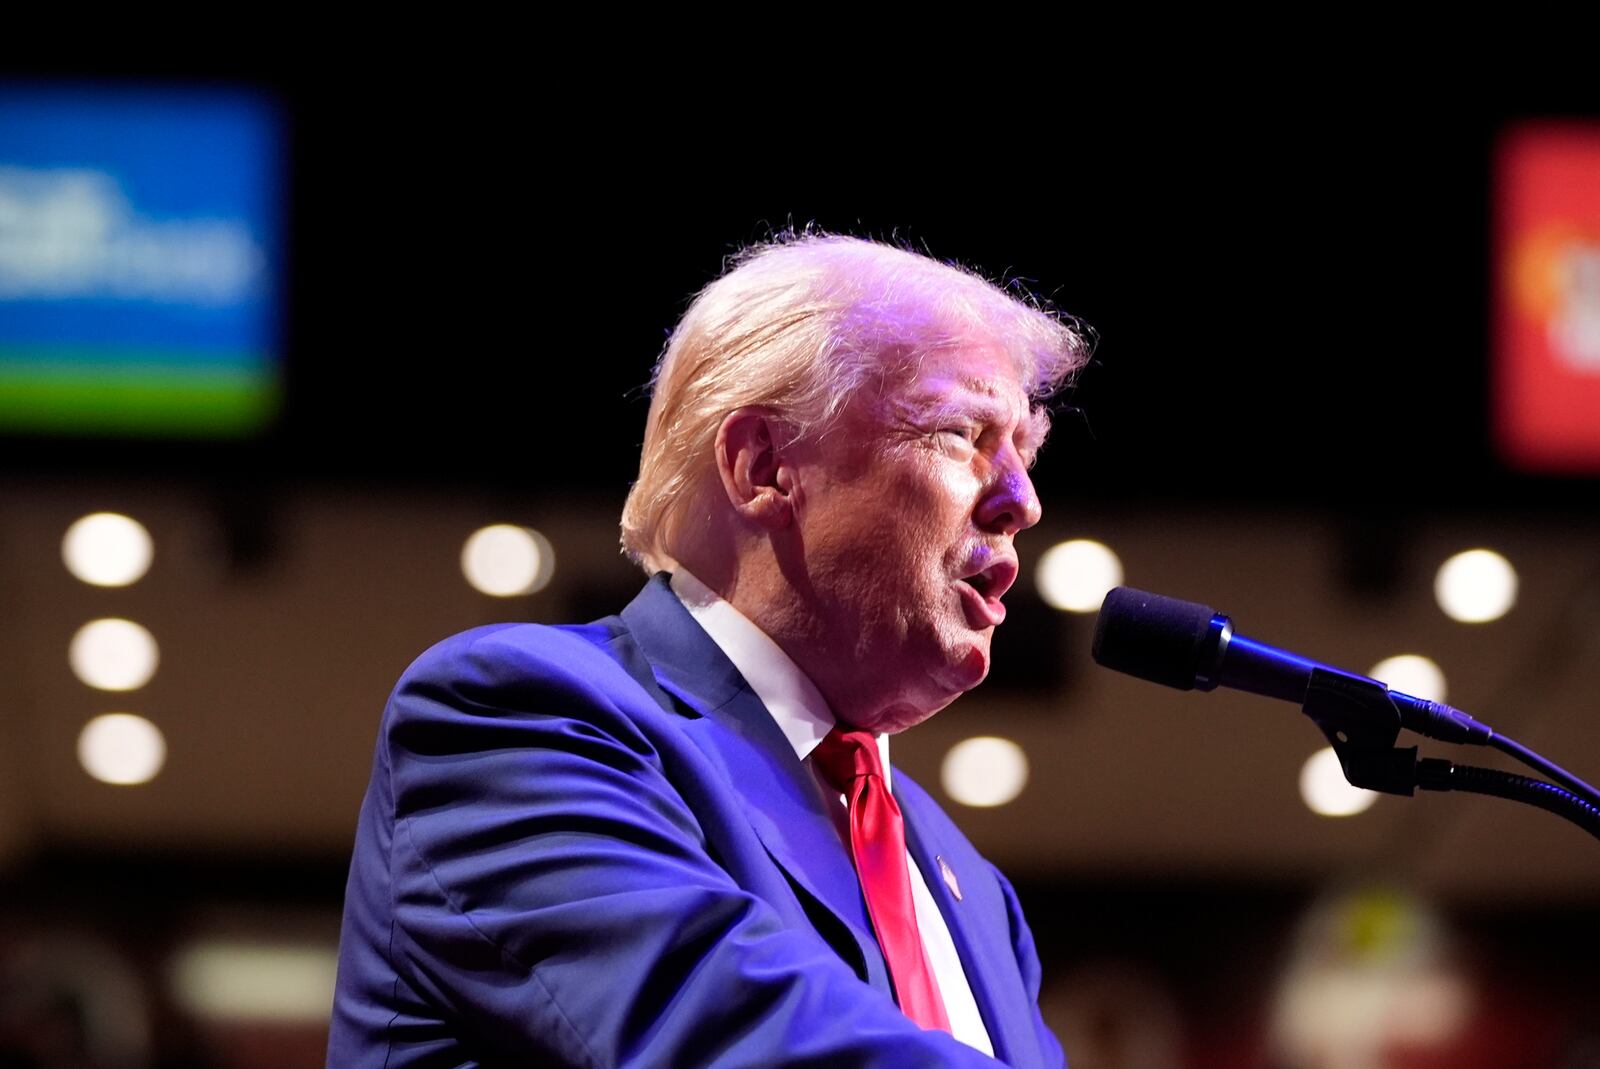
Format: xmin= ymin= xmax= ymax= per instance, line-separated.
xmin=10 ymin=70 xmax=1595 ymax=516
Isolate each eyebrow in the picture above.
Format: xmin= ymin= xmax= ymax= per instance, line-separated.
xmin=1019 ymin=407 xmax=1050 ymax=461
xmin=896 ymin=385 xmax=1050 ymax=462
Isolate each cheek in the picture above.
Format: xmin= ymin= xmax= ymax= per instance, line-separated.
xmin=887 ymin=462 xmax=973 ymax=530
xmin=803 ymin=455 xmax=973 ymax=595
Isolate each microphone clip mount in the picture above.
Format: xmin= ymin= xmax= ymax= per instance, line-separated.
xmin=1301 ymin=667 xmax=1600 ymax=838
xmin=1302 ymin=668 xmax=1420 ymax=797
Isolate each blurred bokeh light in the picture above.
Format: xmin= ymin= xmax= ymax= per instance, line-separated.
xmin=68 ymin=618 xmax=159 ymax=691
xmin=941 ymin=736 xmax=1029 ymax=808
xmin=1434 ymin=548 xmax=1518 ymax=623
xmin=1369 ymin=654 xmax=1448 ymax=702
xmin=61 ymin=512 xmax=153 ymax=587
xmin=460 ymin=524 xmax=554 ymax=597
xmin=1299 ymin=747 xmax=1379 ymax=818
xmin=169 ymin=941 xmax=338 ymax=1023
xmin=1035 ymin=539 xmax=1123 ymax=613
xmin=77 ymin=713 xmax=166 ymax=785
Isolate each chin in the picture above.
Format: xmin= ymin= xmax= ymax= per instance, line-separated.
xmin=927 ymin=639 xmax=990 ymax=702
xmin=869 ymin=704 xmax=941 ymax=735
xmin=952 ymin=642 xmax=991 ymax=689
xmin=863 ymin=648 xmax=988 ymax=735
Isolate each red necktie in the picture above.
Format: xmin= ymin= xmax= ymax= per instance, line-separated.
xmin=812 ymin=727 xmax=952 ymax=1032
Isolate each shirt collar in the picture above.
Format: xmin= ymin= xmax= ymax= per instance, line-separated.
xmin=670 ymin=568 xmax=891 ymax=780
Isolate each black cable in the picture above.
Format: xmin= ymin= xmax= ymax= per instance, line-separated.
xmin=1485 ymin=732 xmax=1600 ymax=810
xmin=1414 ymin=758 xmax=1600 ymax=841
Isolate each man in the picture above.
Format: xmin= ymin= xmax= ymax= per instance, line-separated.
xmin=328 ymin=234 xmax=1089 ymax=1067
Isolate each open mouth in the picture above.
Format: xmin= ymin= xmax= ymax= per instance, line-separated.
xmin=957 ymin=557 xmax=1018 ymax=628
xmin=961 ymin=557 xmax=1017 ymax=602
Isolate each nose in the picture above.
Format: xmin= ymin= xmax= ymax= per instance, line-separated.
xmin=975 ymin=449 xmax=1042 ymax=535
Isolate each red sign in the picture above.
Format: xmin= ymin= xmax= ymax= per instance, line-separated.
xmin=1496 ymin=124 xmax=1600 ymax=472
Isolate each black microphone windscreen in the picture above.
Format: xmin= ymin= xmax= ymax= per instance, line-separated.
xmin=1092 ymin=587 xmax=1218 ymax=690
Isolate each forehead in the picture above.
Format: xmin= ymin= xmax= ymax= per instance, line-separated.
xmin=887 ymin=344 xmax=1029 ymax=414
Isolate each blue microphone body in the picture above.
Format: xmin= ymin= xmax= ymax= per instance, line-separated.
xmin=1091 ymin=587 xmax=1491 ymax=745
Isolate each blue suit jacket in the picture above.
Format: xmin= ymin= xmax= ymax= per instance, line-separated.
xmin=328 ymin=575 xmax=1064 ymax=1068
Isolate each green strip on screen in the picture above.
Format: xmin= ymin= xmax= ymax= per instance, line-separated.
xmin=0 ymin=351 xmax=281 ymax=436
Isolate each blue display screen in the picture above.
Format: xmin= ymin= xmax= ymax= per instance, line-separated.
xmin=0 ymin=84 xmax=284 ymax=435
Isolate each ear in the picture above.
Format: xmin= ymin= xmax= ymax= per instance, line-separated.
xmin=714 ymin=407 xmax=795 ymax=530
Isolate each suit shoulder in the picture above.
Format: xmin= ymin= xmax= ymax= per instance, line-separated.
xmin=382 ymin=616 xmax=666 ymax=741
xmin=398 ymin=618 xmax=630 ymax=690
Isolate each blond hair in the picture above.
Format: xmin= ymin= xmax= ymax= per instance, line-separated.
xmin=620 ymin=233 xmax=1091 ymax=572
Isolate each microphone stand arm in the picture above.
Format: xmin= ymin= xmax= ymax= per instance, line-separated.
xmin=1302 ymin=669 xmax=1600 ymax=842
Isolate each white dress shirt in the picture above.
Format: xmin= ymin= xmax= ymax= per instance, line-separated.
xmin=671 ymin=569 xmax=994 ymax=1055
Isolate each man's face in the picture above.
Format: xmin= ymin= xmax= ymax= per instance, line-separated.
xmin=782 ymin=341 xmax=1044 ymax=733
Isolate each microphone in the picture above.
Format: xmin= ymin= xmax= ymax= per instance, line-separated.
xmin=1091 ymin=586 xmax=1493 ymax=746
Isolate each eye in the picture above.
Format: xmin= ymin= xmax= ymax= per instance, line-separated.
xmin=937 ymin=425 xmax=980 ymax=446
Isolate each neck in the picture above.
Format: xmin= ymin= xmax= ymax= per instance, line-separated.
xmin=684 ymin=547 xmax=934 ymax=735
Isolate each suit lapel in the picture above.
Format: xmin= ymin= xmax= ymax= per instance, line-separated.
xmin=617 ymin=575 xmax=890 ymax=991
xmin=900 ymin=789 xmax=1031 ymax=1066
